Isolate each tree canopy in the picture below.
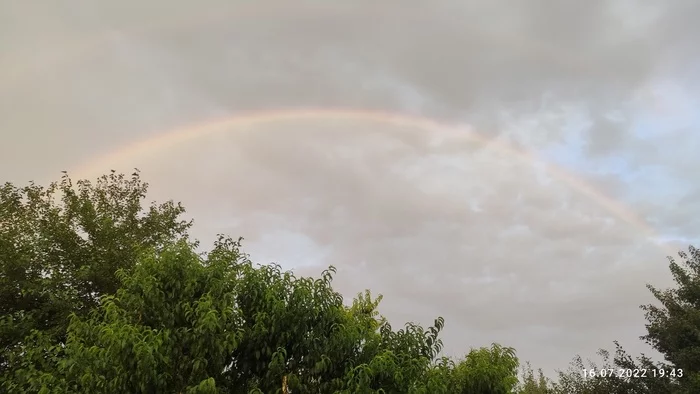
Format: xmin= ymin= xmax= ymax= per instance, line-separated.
xmin=0 ymin=171 xmax=698 ymax=393
xmin=0 ymin=170 xmax=191 ymax=374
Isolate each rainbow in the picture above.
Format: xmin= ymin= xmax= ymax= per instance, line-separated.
xmin=73 ymin=107 xmax=660 ymax=243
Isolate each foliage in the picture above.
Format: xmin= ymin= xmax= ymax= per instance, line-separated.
xmin=0 ymin=170 xmax=191 ymax=375
xmin=5 ymin=170 xmax=698 ymax=393
xmin=641 ymin=245 xmax=700 ymax=393
xmin=4 ymin=240 xmax=242 ymax=393
xmin=450 ymin=343 xmax=520 ymax=394
xmin=552 ymin=343 xmax=677 ymax=394
xmin=554 ymin=245 xmax=700 ymax=394
xmin=2 ymin=236 xmax=520 ymax=393
xmin=0 ymin=170 xmax=523 ymax=393
xmin=515 ymin=362 xmax=553 ymax=394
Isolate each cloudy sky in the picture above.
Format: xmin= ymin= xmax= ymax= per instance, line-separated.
xmin=2 ymin=0 xmax=699 ymax=375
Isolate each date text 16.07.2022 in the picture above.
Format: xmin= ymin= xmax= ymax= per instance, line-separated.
xmin=583 ymin=368 xmax=683 ymax=379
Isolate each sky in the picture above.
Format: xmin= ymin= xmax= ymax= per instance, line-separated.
xmin=2 ymin=0 xmax=699 ymax=376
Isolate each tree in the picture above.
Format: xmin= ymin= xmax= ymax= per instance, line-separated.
xmin=552 ymin=343 xmax=677 ymax=394
xmin=0 ymin=170 xmax=192 ymax=375
xmin=3 ymin=239 xmax=243 ymax=393
xmin=1 ymin=171 xmax=530 ymax=393
xmin=516 ymin=362 xmax=553 ymax=394
xmin=449 ymin=343 xmax=520 ymax=394
xmin=4 ymin=236 xmax=517 ymax=393
xmin=552 ymin=246 xmax=700 ymax=394
xmin=641 ymin=245 xmax=700 ymax=392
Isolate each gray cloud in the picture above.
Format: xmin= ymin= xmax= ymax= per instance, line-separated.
xmin=2 ymin=0 xmax=698 ymax=376
xmin=95 ymin=124 xmax=674 ymax=372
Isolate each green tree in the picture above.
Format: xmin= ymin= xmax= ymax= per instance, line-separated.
xmin=449 ymin=343 xmax=520 ymax=394
xmin=552 ymin=344 xmax=676 ymax=394
xmin=516 ymin=362 xmax=553 ymax=394
xmin=0 ymin=170 xmax=191 ymax=375
xmin=1 ymin=171 xmax=527 ymax=393
xmin=5 ymin=237 xmax=515 ymax=393
xmin=641 ymin=245 xmax=700 ymax=392
xmin=222 ymin=234 xmax=453 ymax=393
xmin=552 ymin=246 xmax=700 ymax=394
xmin=3 ymin=240 xmax=243 ymax=393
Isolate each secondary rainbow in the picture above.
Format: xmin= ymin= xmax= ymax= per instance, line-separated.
xmin=3 ymin=3 xmax=592 ymax=93
xmin=73 ymin=107 xmax=660 ymax=240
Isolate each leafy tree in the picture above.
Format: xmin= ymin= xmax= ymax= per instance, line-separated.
xmin=552 ymin=246 xmax=700 ymax=394
xmin=516 ymin=362 xmax=553 ymax=394
xmin=0 ymin=170 xmax=191 ymax=375
xmin=4 ymin=236 xmax=518 ymax=393
xmin=552 ymin=344 xmax=677 ymax=394
xmin=641 ymin=245 xmax=700 ymax=393
xmin=449 ymin=343 xmax=520 ymax=394
xmin=4 ymin=240 xmax=242 ymax=393
xmin=1 ymin=171 xmax=531 ymax=393
xmin=220 ymin=234 xmax=454 ymax=393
